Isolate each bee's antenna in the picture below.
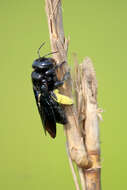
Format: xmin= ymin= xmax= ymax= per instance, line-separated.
xmin=37 ymin=42 xmax=46 ymax=58
xmin=42 ymin=51 xmax=58 ymax=58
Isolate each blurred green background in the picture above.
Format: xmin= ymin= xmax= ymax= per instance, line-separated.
xmin=0 ymin=0 xmax=126 ymax=189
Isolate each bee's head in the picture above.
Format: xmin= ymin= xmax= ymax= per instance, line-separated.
xmin=32 ymin=57 xmax=54 ymax=73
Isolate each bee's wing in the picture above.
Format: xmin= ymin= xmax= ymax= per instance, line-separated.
xmin=33 ymin=88 xmax=56 ymax=138
xmin=33 ymin=88 xmax=41 ymax=115
xmin=39 ymin=94 xmax=56 ymax=138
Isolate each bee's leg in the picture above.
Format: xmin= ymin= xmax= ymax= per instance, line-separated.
xmin=54 ymin=81 xmax=64 ymax=88
xmin=54 ymin=71 xmax=70 ymax=88
xmin=62 ymin=71 xmax=70 ymax=81
xmin=50 ymin=91 xmax=57 ymax=100
xmin=55 ymin=61 xmax=66 ymax=69
xmin=45 ymin=61 xmax=66 ymax=76
xmin=45 ymin=68 xmax=55 ymax=76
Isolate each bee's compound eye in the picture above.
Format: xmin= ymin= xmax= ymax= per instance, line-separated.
xmin=31 ymin=71 xmax=42 ymax=81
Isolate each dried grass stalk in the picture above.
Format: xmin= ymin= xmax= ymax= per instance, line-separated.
xmin=45 ymin=0 xmax=90 ymax=168
xmin=45 ymin=1 xmax=101 ymax=189
xmin=74 ymin=57 xmax=101 ymax=190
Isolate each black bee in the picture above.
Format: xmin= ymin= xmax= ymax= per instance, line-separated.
xmin=31 ymin=42 xmax=70 ymax=138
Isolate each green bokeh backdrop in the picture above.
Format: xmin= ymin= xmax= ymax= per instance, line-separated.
xmin=0 ymin=0 xmax=127 ymax=189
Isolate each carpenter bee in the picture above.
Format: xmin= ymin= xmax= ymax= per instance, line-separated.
xmin=31 ymin=42 xmax=73 ymax=138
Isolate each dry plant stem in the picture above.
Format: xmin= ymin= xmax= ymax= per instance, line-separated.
xmin=45 ymin=0 xmax=91 ymax=168
xmin=45 ymin=1 xmax=101 ymax=189
xmin=78 ymin=167 xmax=86 ymax=190
xmin=82 ymin=58 xmax=101 ymax=190
xmin=74 ymin=57 xmax=101 ymax=190
xmin=66 ymin=143 xmax=80 ymax=190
